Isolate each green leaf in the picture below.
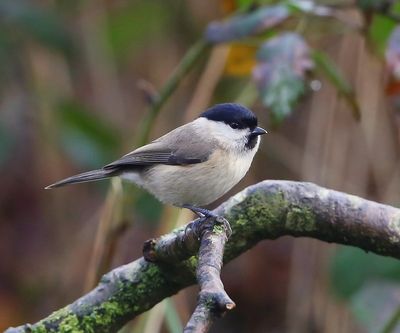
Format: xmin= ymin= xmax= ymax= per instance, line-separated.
xmin=358 ymin=0 xmax=400 ymax=55
xmin=350 ymin=281 xmax=400 ymax=333
xmin=57 ymin=100 xmax=120 ymax=168
xmin=369 ymin=14 xmax=397 ymax=55
xmin=234 ymin=0 xmax=255 ymax=9
xmin=330 ymin=246 xmax=400 ymax=299
xmin=260 ymin=66 xmax=305 ymax=123
xmin=253 ymin=32 xmax=313 ymax=123
xmin=386 ymin=26 xmax=400 ymax=80
xmin=205 ymin=5 xmax=290 ymax=43
xmin=312 ymin=50 xmax=361 ymax=120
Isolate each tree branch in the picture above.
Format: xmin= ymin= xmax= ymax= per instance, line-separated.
xmin=144 ymin=215 xmax=234 ymax=332
xmin=183 ymin=217 xmax=234 ymax=333
xmin=6 ymin=180 xmax=400 ymax=333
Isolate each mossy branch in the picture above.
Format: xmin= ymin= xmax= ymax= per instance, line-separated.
xmin=6 ymin=180 xmax=400 ymax=333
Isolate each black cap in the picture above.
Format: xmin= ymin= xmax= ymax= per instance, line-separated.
xmin=200 ymin=103 xmax=258 ymax=130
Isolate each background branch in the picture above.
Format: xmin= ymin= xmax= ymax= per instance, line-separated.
xmin=6 ymin=180 xmax=400 ymax=333
xmin=135 ymin=39 xmax=210 ymax=146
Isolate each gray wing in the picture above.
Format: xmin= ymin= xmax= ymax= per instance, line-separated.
xmin=103 ymin=123 xmax=214 ymax=170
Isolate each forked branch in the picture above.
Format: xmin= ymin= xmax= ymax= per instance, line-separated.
xmin=6 ymin=181 xmax=400 ymax=333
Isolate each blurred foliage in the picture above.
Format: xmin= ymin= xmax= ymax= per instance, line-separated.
xmin=204 ymin=0 xmax=400 ymax=124
xmin=105 ymin=2 xmax=172 ymax=61
xmin=0 ymin=124 xmax=13 ymax=166
xmin=369 ymin=14 xmax=397 ymax=55
xmin=204 ymin=1 xmax=341 ymax=123
xmin=0 ymin=0 xmax=73 ymax=56
xmin=205 ymin=5 xmax=289 ymax=43
xmin=350 ymin=281 xmax=400 ymax=333
xmin=133 ymin=190 xmax=163 ymax=225
xmin=164 ymin=298 xmax=184 ymax=333
xmin=330 ymin=246 xmax=400 ymax=331
xmin=387 ymin=26 xmax=400 ymax=80
xmin=356 ymin=0 xmax=383 ymax=10
xmin=357 ymin=0 xmax=398 ymax=13
xmin=363 ymin=1 xmax=400 ymax=55
xmin=224 ymin=44 xmax=258 ymax=76
xmin=331 ymin=247 xmax=400 ymax=299
xmin=253 ymin=32 xmax=313 ymax=123
xmin=386 ymin=25 xmax=400 ymax=101
xmin=312 ymin=50 xmax=360 ymax=119
xmin=57 ymin=100 xmax=121 ymax=168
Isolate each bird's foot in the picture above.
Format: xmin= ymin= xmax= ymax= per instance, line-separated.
xmin=182 ymin=205 xmax=232 ymax=239
xmin=182 ymin=204 xmax=218 ymax=219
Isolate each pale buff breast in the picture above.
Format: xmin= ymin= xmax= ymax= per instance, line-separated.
xmin=137 ymin=147 xmax=258 ymax=206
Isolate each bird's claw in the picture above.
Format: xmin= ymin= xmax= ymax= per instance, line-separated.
xmin=184 ymin=215 xmax=232 ymax=240
xmin=216 ymin=216 xmax=232 ymax=238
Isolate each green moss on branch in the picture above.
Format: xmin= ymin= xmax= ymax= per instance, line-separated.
xmin=7 ymin=180 xmax=400 ymax=333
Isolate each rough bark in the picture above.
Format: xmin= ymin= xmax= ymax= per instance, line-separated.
xmin=6 ymin=180 xmax=400 ymax=333
xmin=182 ymin=217 xmax=234 ymax=332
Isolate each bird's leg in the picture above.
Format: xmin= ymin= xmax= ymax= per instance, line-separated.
xmin=182 ymin=204 xmax=232 ymax=238
xmin=182 ymin=204 xmax=219 ymax=219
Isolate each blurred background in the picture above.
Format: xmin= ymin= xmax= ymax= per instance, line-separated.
xmin=1 ymin=0 xmax=400 ymax=332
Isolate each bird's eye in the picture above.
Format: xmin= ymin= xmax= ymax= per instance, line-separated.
xmin=230 ymin=122 xmax=240 ymax=129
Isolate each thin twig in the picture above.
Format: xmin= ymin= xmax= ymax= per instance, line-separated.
xmin=135 ymin=39 xmax=210 ymax=146
xmin=381 ymin=306 xmax=400 ymax=333
xmin=184 ymin=45 xmax=229 ymax=122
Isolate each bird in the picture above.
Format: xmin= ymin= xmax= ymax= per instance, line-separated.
xmin=46 ymin=103 xmax=267 ymax=220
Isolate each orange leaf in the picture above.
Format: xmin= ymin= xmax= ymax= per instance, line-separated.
xmin=224 ymin=44 xmax=257 ymax=76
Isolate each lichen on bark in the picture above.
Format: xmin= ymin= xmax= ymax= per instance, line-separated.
xmin=6 ymin=180 xmax=400 ymax=333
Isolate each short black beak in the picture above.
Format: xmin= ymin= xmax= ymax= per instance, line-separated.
xmin=251 ymin=127 xmax=267 ymax=136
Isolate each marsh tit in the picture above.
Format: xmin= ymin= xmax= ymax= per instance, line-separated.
xmin=46 ymin=103 xmax=267 ymax=218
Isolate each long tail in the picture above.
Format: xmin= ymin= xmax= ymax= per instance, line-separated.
xmin=45 ymin=169 xmax=114 ymax=189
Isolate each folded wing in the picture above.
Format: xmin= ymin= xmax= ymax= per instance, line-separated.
xmin=104 ymin=125 xmax=214 ymax=170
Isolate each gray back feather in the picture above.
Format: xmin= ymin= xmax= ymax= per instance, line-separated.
xmin=104 ymin=122 xmax=216 ymax=170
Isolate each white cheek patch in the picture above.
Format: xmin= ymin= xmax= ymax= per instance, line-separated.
xmin=205 ymin=120 xmax=250 ymax=150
